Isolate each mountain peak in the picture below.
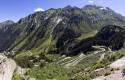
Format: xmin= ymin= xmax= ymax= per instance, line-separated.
xmin=64 ymin=5 xmax=73 ymax=9
xmin=0 ymin=20 xmax=14 ymax=28
xmin=0 ymin=20 xmax=14 ymax=25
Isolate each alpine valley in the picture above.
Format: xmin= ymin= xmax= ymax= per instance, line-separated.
xmin=1 ymin=5 xmax=125 ymax=80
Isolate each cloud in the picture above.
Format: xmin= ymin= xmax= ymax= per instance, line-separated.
xmin=88 ymin=0 xmax=94 ymax=4
xmin=34 ymin=7 xmax=44 ymax=12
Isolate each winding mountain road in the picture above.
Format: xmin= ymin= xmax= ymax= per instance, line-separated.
xmin=57 ymin=46 xmax=106 ymax=68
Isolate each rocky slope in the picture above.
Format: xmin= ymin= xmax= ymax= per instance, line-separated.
xmin=0 ymin=54 xmax=29 ymax=80
xmin=0 ymin=55 xmax=16 ymax=80
xmin=93 ymin=57 xmax=125 ymax=80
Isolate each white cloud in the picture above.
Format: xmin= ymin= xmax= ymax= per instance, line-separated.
xmin=88 ymin=0 xmax=94 ymax=4
xmin=34 ymin=7 xmax=44 ymax=12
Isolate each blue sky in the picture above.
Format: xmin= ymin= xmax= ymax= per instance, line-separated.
xmin=0 ymin=0 xmax=125 ymax=22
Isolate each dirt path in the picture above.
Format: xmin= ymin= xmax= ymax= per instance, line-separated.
xmin=99 ymin=53 xmax=105 ymax=61
xmin=64 ymin=54 xmax=85 ymax=68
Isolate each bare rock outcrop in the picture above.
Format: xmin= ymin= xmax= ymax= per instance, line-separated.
xmin=0 ymin=55 xmax=16 ymax=80
xmin=93 ymin=57 xmax=125 ymax=80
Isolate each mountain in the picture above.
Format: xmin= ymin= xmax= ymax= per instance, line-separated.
xmin=0 ymin=5 xmax=124 ymax=55
xmin=0 ymin=20 xmax=14 ymax=28
xmin=62 ymin=25 xmax=125 ymax=55
xmin=0 ymin=5 xmax=125 ymax=80
xmin=0 ymin=20 xmax=15 ymax=51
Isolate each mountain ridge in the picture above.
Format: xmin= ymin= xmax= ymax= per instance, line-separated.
xmin=0 ymin=5 xmax=125 ymax=55
xmin=1 ymin=5 xmax=125 ymax=80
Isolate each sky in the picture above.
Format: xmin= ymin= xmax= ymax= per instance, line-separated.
xmin=0 ymin=0 xmax=125 ymax=22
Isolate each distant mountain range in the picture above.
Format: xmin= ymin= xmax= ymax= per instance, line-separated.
xmin=0 ymin=20 xmax=14 ymax=28
xmin=0 ymin=5 xmax=125 ymax=56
